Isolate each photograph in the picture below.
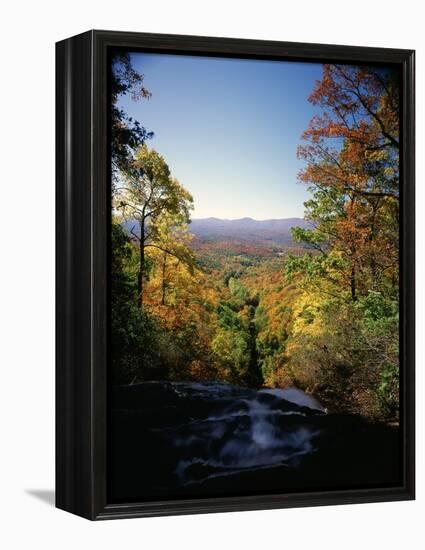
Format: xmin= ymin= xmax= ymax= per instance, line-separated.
xmin=109 ymin=50 xmax=402 ymax=502
xmin=0 ymin=0 xmax=420 ymax=543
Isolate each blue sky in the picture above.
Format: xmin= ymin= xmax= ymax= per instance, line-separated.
xmin=117 ymin=53 xmax=324 ymax=220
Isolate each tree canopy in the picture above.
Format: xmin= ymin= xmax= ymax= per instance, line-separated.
xmin=114 ymin=145 xmax=194 ymax=306
xmin=111 ymin=52 xmax=153 ymax=183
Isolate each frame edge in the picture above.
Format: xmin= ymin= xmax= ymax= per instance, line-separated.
xmin=56 ymin=30 xmax=415 ymax=521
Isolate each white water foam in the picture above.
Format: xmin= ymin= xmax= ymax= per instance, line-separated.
xmin=173 ymin=388 xmax=323 ymax=485
xmin=259 ymin=387 xmax=325 ymax=411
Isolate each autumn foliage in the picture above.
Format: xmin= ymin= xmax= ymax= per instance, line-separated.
xmin=111 ymin=59 xmax=400 ymax=421
xmin=284 ymin=64 xmax=400 ymax=418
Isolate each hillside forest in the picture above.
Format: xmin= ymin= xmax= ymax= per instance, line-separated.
xmin=111 ymin=54 xmax=400 ymax=422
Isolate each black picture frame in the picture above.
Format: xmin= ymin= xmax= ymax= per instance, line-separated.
xmin=56 ymin=30 xmax=415 ymax=520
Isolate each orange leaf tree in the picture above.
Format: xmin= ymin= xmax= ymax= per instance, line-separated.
xmin=291 ymin=64 xmax=400 ymax=300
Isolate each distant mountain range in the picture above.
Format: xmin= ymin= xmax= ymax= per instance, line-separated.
xmin=122 ymin=217 xmax=310 ymax=246
xmin=188 ymin=217 xmax=310 ymax=245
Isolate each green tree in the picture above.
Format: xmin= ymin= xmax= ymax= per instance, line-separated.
xmin=110 ymin=221 xmax=164 ymax=383
xmin=213 ymin=281 xmax=263 ymax=386
xmin=114 ymin=145 xmax=194 ymax=307
xmin=111 ymin=52 xmax=153 ymax=183
xmin=153 ymin=211 xmax=197 ymax=306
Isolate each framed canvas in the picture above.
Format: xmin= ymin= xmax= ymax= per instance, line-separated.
xmin=56 ymin=30 xmax=415 ymax=520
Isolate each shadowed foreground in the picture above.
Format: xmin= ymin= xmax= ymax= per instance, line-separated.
xmin=109 ymin=381 xmax=401 ymax=503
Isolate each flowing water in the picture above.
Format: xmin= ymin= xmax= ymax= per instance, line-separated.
xmin=110 ymin=380 xmax=400 ymax=500
xmin=168 ymin=382 xmax=324 ymax=485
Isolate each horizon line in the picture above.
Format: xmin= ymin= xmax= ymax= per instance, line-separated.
xmin=190 ymin=216 xmax=306 ymax=222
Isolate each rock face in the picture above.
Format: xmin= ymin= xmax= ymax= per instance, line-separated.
xmin=109 ymin=381 xmax=401 ymax=502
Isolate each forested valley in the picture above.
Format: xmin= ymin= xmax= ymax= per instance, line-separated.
xmin=111 ymin=54 xmax=400 ymax=423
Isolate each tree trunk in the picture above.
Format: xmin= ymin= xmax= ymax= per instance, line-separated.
xmin=369 ymin=200 xmax=379 ymax=290
xmin=138 ymin=219 xmax=145 ymax=308
xmin=161 ymin=252 xmax=167 ymax=306
xmin=350 ymin=262 xmax=357 ymax=302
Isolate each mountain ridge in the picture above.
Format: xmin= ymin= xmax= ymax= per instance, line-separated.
xmin=188 ymin=216 xmax=310 ymax=245
xmin=122 ymin=216 xmax=310 ymax=246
